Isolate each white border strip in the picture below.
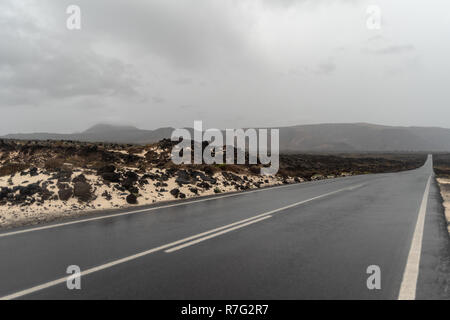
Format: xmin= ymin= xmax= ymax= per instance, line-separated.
xmin=398 ymin=175 xmax=432 ymax=300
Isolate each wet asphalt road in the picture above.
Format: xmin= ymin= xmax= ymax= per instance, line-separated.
xmin=0 ymin=155 xmax=449 ymax=299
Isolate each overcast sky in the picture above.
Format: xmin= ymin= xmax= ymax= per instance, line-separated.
xmin=1 ymin=0 xmax=450 ymax=134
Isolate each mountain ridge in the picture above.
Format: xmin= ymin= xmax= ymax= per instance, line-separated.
xmin=2 ymin=122 xmax=450 ymax=152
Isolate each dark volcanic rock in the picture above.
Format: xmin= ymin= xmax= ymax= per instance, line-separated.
xmin=51 ymin=170 xmax=72 ymax=183
xmin=120 ymin=171 xmax=139 ymax=191
xmin=39 ymin=187 xmax=53 ymax=201
xmin=170 ymin=188 xmax=180 ymax=198
xmin=126 ymin=194 xmax=137 ymax=204
xmin=141 ymin=173 xmax=158 ymax=180
xmin=159 ymin=173 xmax=170 ymax=181
xmin=124 ymin=171 xmax=138 ymax=181
xmin=191 ymin=171 xmax=217 ymax=184
xmin=144 ymin=150 xmax=159 ymax=163
xmin=222 ymin=172 xmax=242 ymax=182
xmin=102 ymin=190 xmax=112 ymax=201
xmin=203 ymin=166 xmax=214 ymax=175
xmin=158 ymin=138 xmax=178 ymax=150
xmin=19 ymin=183 xmax=42 ymax=197
xmin=101 ymin=172 xmax=121 ymax=183
xmin=197 ymin=181 xmax=211 ymax=190
xmin=114 ymin=184 xmax=126 ymax=192
xmin=128 ymin=186 xmax=139 ymax=194
xmin=29 ymin=167 xmax=38 ymax=177
xmin=58 ymin=185 xmax=73 ymax=201
xmin=175 ymin=170 xmax=192 ymax=186
xmin=72 ymin=174 xmax=87 ymax=183
xmin=0 ymin=187 xmax=11 ymax=200
xmin=122 ymin=153 xmax=140 ymax=164
xmin=121 ymin=179 xmax=135 ymax=191
xmin=138 ymin=177 xmax=149 ymax=186
xmin=73 ymin=181 xmax=92 ymax=202
xmin=154 ymin=182 xmax=168 ymax=187
xmin=97 ymin=165 xmax=116 ymax=175
xmin=189 ymin=187 xmax=198 ymax=195
xmin=77 ymin=145 xmax=98 ymax=156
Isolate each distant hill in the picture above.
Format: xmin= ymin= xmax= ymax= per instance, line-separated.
xmin=1 ymin=124 xmax=174 ymax=145
xmin=277 ymin=123 xmax=450 ymax=152
xmin=3 ymin=122 xmax=450 ymax=152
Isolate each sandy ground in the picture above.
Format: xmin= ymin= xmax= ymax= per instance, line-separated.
xmin=436 ymin=178 xmax=450 ymax=234
xmin=0 ymin=167 xmax=293 ymax=229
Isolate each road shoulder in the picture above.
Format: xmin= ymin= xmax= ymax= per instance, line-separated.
xmin=416 ymin=177 xmax=450 ymax=299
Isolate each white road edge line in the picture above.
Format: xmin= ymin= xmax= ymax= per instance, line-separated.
xmin=165 ymin=216 xmax=273 ymax=253
xmin=398 ymin=175 xmax=432 ymax=300
xmin=0 ymin=183 xmax=363 ymax=300
xmin=0 ymin=179 xmax=331 ymax=238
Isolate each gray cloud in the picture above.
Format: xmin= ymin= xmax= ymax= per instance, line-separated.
xmin=174 ymin=77 xmax=194 ymax=85
xmin=366 ymin=44 xmax=415 ymax=55
xmin=0 ymin=0 xmax=449 ymax=134
xmin=315 ymin=61 xmax=336 ymax=75
xmin=152 ymin=96 xmax=165 ymax=104
xmin=0 ymin=1 xmax=140 ymax=107
xmin=74 ymin=0 xmax=255 ymax=70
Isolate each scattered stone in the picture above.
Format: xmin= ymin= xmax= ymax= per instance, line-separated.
xmin=170 ymin=188 xmax=180 ymax=198
xmin=102 ymin=190 xmax=112 ymax=201
xmin=124 ymin=171 xmax=138 ymax=181
xmin=101 ymin=172 xmax=121 ymax=183
xmin=58 ymin=184 xmax=73 ymax=201
xmin=72 ymin=174 xmax=87 ymax=183
xmin=175 ymin=170 xmax=192 ymax=186
xmin=62 ymin=163 xmax=73 ymax=172
xmin=19 ymin=183 xmax=41 ymax=197
xmin=189 ymin=187 xmax=198 ymax=195
xmin=197 ymin=181 xmax=211 ymax=190
xmin=50 ymin=170 xmax=72 ymax=183
xmin=154 ymin=182 xmax=168 ymax=187
xmin=73 ymin=181 xmax=92 ymax=202
xmin=126 ymin=194 xmax=137 ymax=204
xmin=138 ymin=178 xmax=149 ymax=186
xmin=29 ymin=167 xmax=38 ymax=177
xmin=191 ymin=171 xmax=217 ymax=184
xmin=0 ymin=187 xmax=11 ymax=200
xmin=97 ymin=165 xmax=116 ymax=175
xmin=222 ymin=172 xmax=242 ymax=182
